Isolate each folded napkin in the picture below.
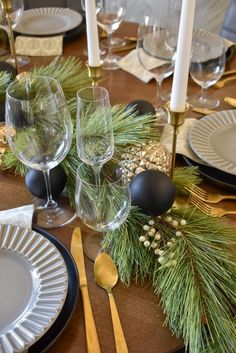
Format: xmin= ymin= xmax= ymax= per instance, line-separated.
xmin=15 ymin=35 xmax=63 ymax=56
xmin=118 ymin=49 xmax=161 ymax=83
xmin=160 ymin=118 xmax=209 ymax=165
xmin=0 ymin=204 xmax=34 ymax=229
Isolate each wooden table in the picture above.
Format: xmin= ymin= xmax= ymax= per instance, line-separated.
xmin=1 ymin=22 xmax=236 ymax=353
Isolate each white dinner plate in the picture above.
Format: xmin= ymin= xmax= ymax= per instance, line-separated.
xmin=14 ymin=7 xmax=83 ymax=36
xmin=0 ymin=224 xmax=68 ymax=353
xmin=189 ymin=110 xmax=236 ymax=175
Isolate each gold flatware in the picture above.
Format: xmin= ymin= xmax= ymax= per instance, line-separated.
xmin=71 ymin=228 xmax=101 ymax=353
xmin=124 ymin=36 xmax=137 ymax=42
xmin=112 ymin=43 xmax=136 ymax=53
xmin=192 ymin=107 xmax=216 ymax=115
xmin=94 ymin=253 xmax=129 ymax=353
xmin=190 ymin=194 xmax=236 ymax=217
xmin=224 ymin=96 xmax=236 ymax=108
xmin=223 ymin=68 xmax=236 ymax=76
xmin=213 ymin=75 xmax=236 ymax=88
xmin=186 ymin=184 xmax=236 ymax=203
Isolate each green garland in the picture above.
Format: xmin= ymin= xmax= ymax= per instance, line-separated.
xmin=0 ymin=57 xmax=235 ymax=353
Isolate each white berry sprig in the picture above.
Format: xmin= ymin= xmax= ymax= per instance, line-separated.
xmin=139 ymin=212 xmax=188 ymax=267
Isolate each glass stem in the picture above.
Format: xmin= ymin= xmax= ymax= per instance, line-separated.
xmin=201 ymin=87 xmax=208 ymax=102
xmin=43 ymin=170 xmax=57 ymax=208
xmin=155 ymin=78 xmax=163 ymax=107
xmin=92 ymin=165 xmax=102 ymax=187
xmin=107 ymin=31 xmax=113 ymax=61
xmin=5 ymin=18 xmax=19 ymax=74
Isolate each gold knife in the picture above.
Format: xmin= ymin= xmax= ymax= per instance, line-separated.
xmin=71 ymin=228 xmax=101 ymax=353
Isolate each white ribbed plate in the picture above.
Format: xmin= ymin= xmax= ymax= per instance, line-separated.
xmin=0 ymin=224 xmax=68 ymax=353
xmin=14 ymin=7 xmax=82 ymax=35
xmin=189 ymin=110 xmax=236 ymax=175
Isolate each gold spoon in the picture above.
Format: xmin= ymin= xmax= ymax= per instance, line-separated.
xmin=224 ymin=96 xmax=236 ymax=108
xmin=213 ymin=75 xmax=236 ymax=88
xmin=94 ymin=253 xmax=129 ymax=353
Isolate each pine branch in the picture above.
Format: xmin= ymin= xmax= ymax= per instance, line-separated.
xmin=31 ymin=57 xmax=91 ymax=99
xmin=173 ymin=167 xmax=202 ymax=195
xmin=102 ymin=206 xmax=154 ymax=284
xmin=153 ymin=207 xmax=236 ymax=353
xmin=0 ymin=70 xmax=12 ymax=101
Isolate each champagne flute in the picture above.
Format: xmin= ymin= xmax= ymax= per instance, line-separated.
xmin=76 ymin=86 xmax=114 ymax=186
xmin=96 ymin=0 xmax=127 ymax=70
xmin=75 ymin=158 xmax=131 ymax=260
xmin=188 ymin=30 xmax=225 ymax=109
xmin=0 ymin=0 xmax=29 ymax=68
xmin=137 ymin=14 xmax=176 ymax=125
xmin=5 ymin=75 xmax=74 ymax=228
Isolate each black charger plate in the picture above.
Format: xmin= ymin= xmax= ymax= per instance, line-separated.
xmin=29 ymin=226 xmax=79 ymax=353
xmin=182 ymin=155 xmax=236 ymax=192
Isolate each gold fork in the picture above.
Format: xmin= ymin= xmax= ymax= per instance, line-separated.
xmin=190 ymin=194 xmax=236 ymax=217
xmin=186 ymin=184 xmax=236 ymax=203
xmin=213 ymin=75 xmax=236 ymax=88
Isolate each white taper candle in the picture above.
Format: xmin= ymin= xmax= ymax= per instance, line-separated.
xmin=170 ymin=0 xmax=196 ymax=112
xmin=85 ymin=0 xmax=101 ymax=67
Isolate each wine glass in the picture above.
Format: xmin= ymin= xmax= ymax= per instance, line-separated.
xmin=5 ymin=75 xmax=74 ymax=228
xmin=188 ymin=30 xmax=225 ymax=109
xmin=0 ymin=0 xmax=29 ymax=68
xmin=137 ymin=14 xmax=176 ymax=125
xmin=76 ymin=86 xmax=114 ymax=186
xmin=96 ymin=0 xmax=127 ymax=70
xmin=75 ymin=158 xmax=131 ymax=260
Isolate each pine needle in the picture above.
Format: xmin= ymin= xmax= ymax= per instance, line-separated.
xmin=102 ymin=206 xmax=154 ymax=284
xmin=31 ymin=56 xmax=91 ymax=99
xmin=0 ymin=70 xmax=12 ymax=101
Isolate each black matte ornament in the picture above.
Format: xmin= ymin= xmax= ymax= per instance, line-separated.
xmin=130 ymin=169 xmax=176 ymax=216
xmin=25 ymin=165 xmax=67 ymax=199
xmin=0 ymin=61 xmax=17 ymax=78
xmin=125 ymin=100 xmax=155 ymax=116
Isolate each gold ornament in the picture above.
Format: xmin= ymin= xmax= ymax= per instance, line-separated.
xmin=121 ymin=141 xmax=171 ymax=180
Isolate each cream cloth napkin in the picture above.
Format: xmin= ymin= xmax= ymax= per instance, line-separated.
xmin=0 ymin=204 xmax=34 ymax=229
xmin=15 ymin=35 xmax=63 ymax=56
xmin=160 ymin=118 xmax=209 ymax=165
xmin=118 ymin=49 xmax=166 ymax=83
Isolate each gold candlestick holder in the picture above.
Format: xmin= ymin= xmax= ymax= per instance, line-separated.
xmin=166 ymin=101 xmax=189 ymax=179
xmin=2 ymin=0 xmax=19 ymax=74
xmin=87 ymin=65 xmax=103 ymax=86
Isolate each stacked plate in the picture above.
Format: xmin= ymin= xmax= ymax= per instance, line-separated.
xmin=185 ymin=109 xmax=236 ymax=191
xmin=14 ymin=7 xmax=85 ymax=41
xmin=0 ymin=224 xmax=79 ymax=353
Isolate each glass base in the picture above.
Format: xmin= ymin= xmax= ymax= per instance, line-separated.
xmin=32 ymin=196 xmax=76 ymax=229
xmin=154 ymin=106 xmax=169 ymax=126
xmin=160 ymin=90 xmax=171 ymax=102
xmin=83 ymin=232 xmax=103 ymax=262
xmin=6 ymin=55 xmax=30 ymax=68
xmin=102 ymin=54 xmax=121 ymax=70
xmin=101 ymin=37 xmax=126 ymax=49
xmin=188 ymin=93 xmax=220 ymax=109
